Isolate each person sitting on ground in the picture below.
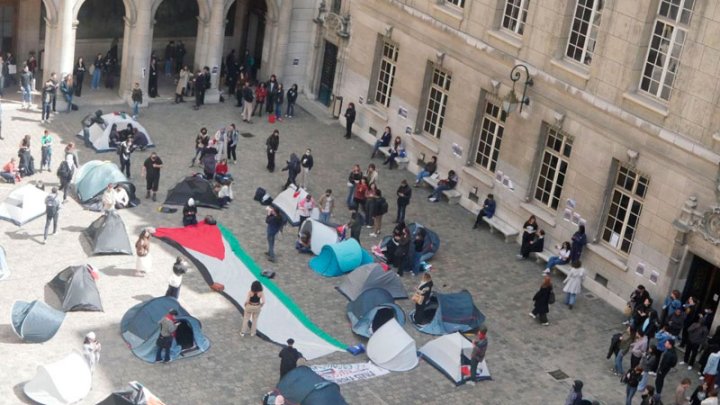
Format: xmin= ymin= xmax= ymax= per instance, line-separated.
xmin=114 ymin=185 xmax=129 ymax=209
xmin=215 ymin=181 xmax=233 ymax=207
xmin=108 ymin=124 xmax=120 ymax=148
xmin=214 ymin=158 xmax=232 ymax=183
xmin=183 ymin=198 xmax=198 ymax=226
xmin=413 ymin=273 xmax=433 ymax=324
xmin=131 ymin=128 xmax=150 ymax=150
xmin=415 ymin=155 xmax=437 ymax=186
xmin=0 ymin=157 xmax=20 ymax=183
xmin=518 ymin=229 xmax=545 ymax=260
xmin=428 ymin=170 xmax=458 ymax=202
xmin=101 ymin=183 xmax=116 ymax=212
xmin=473 ymin=194 xmax=496 ymax=228
xmin=295 ymin=231 xmax=312 ymax=254
xmin=545 ymin=241 xmax=571 ymax=274
xmin=120 ymin=123 xmax=134 ymax=142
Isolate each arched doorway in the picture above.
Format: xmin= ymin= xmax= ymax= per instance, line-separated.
xmin=241 ymin=0 xmax=267 ymax=81
xmin=74 ymin=0 xmax=125 ymax=95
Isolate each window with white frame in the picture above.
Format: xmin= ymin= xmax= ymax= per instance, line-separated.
xmin=565 ymin=0 xmax=603 ymax=65
xmin=475 ymin=101 xmax=507 ymax=172
xmin=534 ymin=126 xmax=573 ymax=210
xmin=602 ymin=165 xmax=649 ymax=254
xmin=639 ymin=0 xmax=695 ymax=101
xmin=502 ymin=0 xmax=530 ymax=35
xmin=423 ymin=68 xmax=452 ymax=139
xmin=374 ymin=41 xmax=399 ymax=107
xmin=446 ymin=0 xmax=466 ymax=8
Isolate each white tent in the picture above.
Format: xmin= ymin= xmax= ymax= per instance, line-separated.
xmin=273 ymin=185 xmax=320 ymax=226
xmin=24 ymin=351 xmax=92 ymax=405
xmin=418 ymin=332 xmax=491 ymax=385
xmin=366 ymin=318 xmax=418 ymax=372
xmin=299 ymin=218 xmax=340 ymax=255
xmin=77 ymin=112 xmax=152 ymax=152
xmin=0 ymin=184 xmax=47 ymax=226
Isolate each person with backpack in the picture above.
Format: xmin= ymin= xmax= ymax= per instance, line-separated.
xmin=281 ymin=153 xmax=300 ymax=190
xmin=530 ymin=275 xmax=553 ymax=326
xmin=370 ymin=189 xmax=388 ymax=238
xmin=265 ymin=206 xmax=284 ymax=262
xmin=623 ymin=366 xmax=643 ymax=405
xmin=655 ymin=339 xmax=678 ymax=400
xmin=42 ymin=187 xmax=61 ymax=243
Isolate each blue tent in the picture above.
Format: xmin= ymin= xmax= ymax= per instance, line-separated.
xmin=381 ymin=223 xmax=440 ymax=274
xmin=309 ymin=239 xmax=374 ymax=277
xmin=120 ymin=296 xmax=210 ymax=363
xmin=11 ymin=300 xmax=66 ymax=343
xmin=276 ymin=366 xmax=348 ymax=405
xmin=71 ymin=161 xmax=138 ymax=209
xmin=346 ymin=288 xmax=405 ymax=338
xmin=411 ymin=290 xmax=485 ymax=335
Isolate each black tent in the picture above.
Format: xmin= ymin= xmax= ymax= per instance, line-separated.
xmin=164 ymin=176 xmax=222 ymax=209
xmin=96 ymin=381 xmax=163 ymax=405
xmin=48 ymin=265 xmax=103 ymax=312
xmin=84 ymin=211 xmax=133 ymax=255
xmin=276 ymin=366 xmax=348 ymax=405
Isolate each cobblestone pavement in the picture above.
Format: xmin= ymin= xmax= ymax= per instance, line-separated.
xmin=0 ymin=87 xmax=699 ymax=404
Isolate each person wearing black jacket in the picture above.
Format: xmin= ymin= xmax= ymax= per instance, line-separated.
xmin=371 ymin=127 xmax=393 ymax=159
xmin=519 ymin=229 xmax=545 ymax=260
xmin=241 ymin=82 xmax=254 ymax=123
xmin=344 ymin=102 xmax=355 ymax=139
xmin=396 ymin=180 xmax=412 ymax=223
xmin=182 ymin=198 xmax=197 ymax=226
xmin=266 ymin=130 xmax=279 ymax=172
xmin=655 ymin=339 xmax=678 ymax=399
xmin=286 ymin=84 xmax=298 ymax=117
xmin=148 ymin=57 xmax=158 ymax=98
xmin=118 ymin=138 xmax=135 ymax=178
xmin=282 ymin=153 xmax=300 ymax=190
xmin=530 ymin=275 xmax=553 ymax=325
xmin=74 ymin=57 xmax=86 ymax=96
xmin=278 ymin=338 xmax=303 ymax=378
xmin=266 ymin=74 xmax=278 ymax=113
xmin=300 ymin=149 xmax=313 ymax=190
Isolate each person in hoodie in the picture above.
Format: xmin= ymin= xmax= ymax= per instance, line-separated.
xmin=286 ymin=84 xmax=298 ymax=118
xmin=569 ymin=224 xmax=587 ymax=263
xmin=667 ymin=306 xmax=687 ymax=337
xmin=655 ymin=339 xmax=678 ymax=400
xmin=282 ymin=153 xmax=301 ymax=190
xmin=630 ymin=330 xmax=649 ymax=370
xmin=564 ymin=380 xmax=584 ymax=405
xmin=300 ymin=149 xmax=313 ymax=190
xmin=661 ymin=289 xmax=683 ymax=326
xmin=684 ymin=314 xmax=709 ymax=370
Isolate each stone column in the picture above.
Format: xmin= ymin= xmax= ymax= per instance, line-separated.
xmin=57 ymin=0 xmax=77 ymax=77
xmin=118 ymin=16 xmax=134 ymax=97
xmin=17 ymin=0 xmax=42 ymax=78
xmin=259 ymin=16 xmax=277 ymax=81
xmin=268 ymin=0 xmax=292 ymax=79
xmin=41 ymin=15 xmax=58 ymax=84
xmin=122 ymin=1 xmax=153 ymax=106
xmin=200 ymin=0 xmax=227 ymax=104
xmin=194 ymin=16 xmax=209 ymax=71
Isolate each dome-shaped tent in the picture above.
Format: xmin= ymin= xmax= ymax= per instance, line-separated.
xmin=410 ymin=290 xmax=485 ymax=335
xmin=120 ymin=296 xmax=210 ymax=363
xmin=76 ymin=112 xmax=153 ymax=152
xmin=164 ymin=176 xmax=222 ymax=208
xmin=71 ymin=161 xmax=137 ymax=209
xmin=23 ymin=351 xmax=92 ymax=405
xmin=11 ymin=300 xmax=65 ymax=343
xmin=336 ymin=262 xmax=408 ymax=301
xmin=346 ymin=288 xmax=405 ymax=338
xmin=84 ymin=211 xmax=133 ymax=255
xmin=309 ymin=239 xmax=374 ymax=277
xmin=298 ymin=218 xmax=339 ymax=255
xmin=366 ymin=318 xmax=418 ymax=372
xmin=0 ymin=184 xmax=47 ymax=226
xmin=276 ymin=366 xmax=348 ymax=405
xmin=48 ymin=265 xmax=103 ymax=312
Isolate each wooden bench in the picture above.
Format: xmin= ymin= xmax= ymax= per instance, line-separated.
xmin=533 ymin=249 xmax=571 ymax=275
xmin=423 ymin=176 xmax=461 ymax=204
xmin=377 ymin=146 xmax=409 ymax=170
xmin=481 ymin=215 xmax=519 ymax=243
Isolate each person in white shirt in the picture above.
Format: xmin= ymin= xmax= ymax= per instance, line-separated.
xmin=101 ymin=184 xmax=116 ymax=213
xmin=216 ymin=181 xmax=233 ymax=207
xmin=545 ymin=241 xmax=571 ymax=274
xmin=82 ymin=331 xmax=101 ymax=373
xmin=114 ymin=185 xmax=129 ymax=208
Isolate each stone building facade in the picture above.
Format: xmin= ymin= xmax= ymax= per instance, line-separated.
xmin=323 ymin=0 xmax=720 ymax=325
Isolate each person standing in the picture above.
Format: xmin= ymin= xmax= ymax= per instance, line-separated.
xmin=468 ymin=325 xmax=489 ymax=384
xmin=59 ymin=143 xmax=78 ymax=200
xmin=413 ymin=273 xmax=433 ymax=324
xmin=176 ymin=65 xmax=190 ymax=103
xmin=675 ymin=378 xmax=692 ymax=405
xmin=241 ymin=82 xmax=254 ymax=122
xmin=266 ymin=130 xmax=279 ymax=172
xmin=50 ymin=72 xmax=59 ymax=112
xmin=685 ymin=315 xmax=709 ymax=370
xmin=20 ymin=65 xmax=32 ymax=109
xmin=629 ymin=331 xmax=649 ymax=370
xmin=274 ymin=83 xmax=284 ymax=121
xmin=613 ymin=327 xmax=634 ymax=376
xmin=131 ymin=82 xmax=142 ymax=119
xmin=227 ymin=124 xmax=239 ymax=164
xmin=279 ymin=338 xmax=303 ymax=378
xmin=74 ymin=57 xmax=86 ymax=97
xmin=118 ymin=138 xmax=135 ymax=178
xmin=82 ymin=331 xmax=101 ymax=373
xmin=297 ymin=194 xmax=315 ymax=227
xmin=164 ymin=41 xmax=175 ymax=77
xmin=655 ymin=339 xmax=678 ymax=400
xmin=183 ymin=198 xmax=198 ymax=226
xmin=318 ymin=189 xmax=334 ymax=223
xmin=148 ymin=57 xmax=158 ymax=98
xmin=176 ymin=41 xmax=186 ymax=72
xmin=253 ymin=82 xmax=267 ymax=117
xmin=282 ymin=153 xmax=300 ymax=189
xmin=41 ymin=77 xmax=55 ymax=123
xmin=300 ymin=149 xmax=313 ymax=190
xmin=60 ymin=74 xmax=74 ymax=113
xmin=241 ymin=281 xmax=265 ymax=336
xmin=155 ymin=309 xmax=178 ymax=363
xmin=166 ymin=257 xmax=189 ymax=298
xmin=135 ymin=230 xmax=152 ymax=276
xmin=370 ymin=189 xmax=388 ymax=237
xmin=530 ymin=275 xmax=553 ymax=325
xmin=266 ymin=74 xmax=278 ymax=114
xmin=286 ymin=84 xmax=297 ymax=118
xmin=624 ymin=366 xmax=643 ymax=405
xmin=191 ymin=127 xmax=210 ymax=167
xmin=141 ymin=152 xmax=163 ymax=201
xmin=562 ymin=261 xmax=585 ymax=309
xmin=266 ymin=206 xmax=283 ymax=262
xmin=91 ymin=53 xmax=103 ymax=90
xmin=344 ymin=102 xmax=355 ymax=139
xmin=396 ymin=180 xmax=412 ymax=224
xmin=570 ymin=225 xmax=587 ymax=263
xmin=193 ymin=69 xmax=205 ymax=110
xmin=346 ymin=164 xmax=363 ymax=208
xmin=42 ymin=187 xmax=61 ymax=244
xmin=40 ymin=130 xmax=53 ymax=172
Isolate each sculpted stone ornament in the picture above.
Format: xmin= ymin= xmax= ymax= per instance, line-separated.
xmin=698 ymin=207 xmax=720 ymax=245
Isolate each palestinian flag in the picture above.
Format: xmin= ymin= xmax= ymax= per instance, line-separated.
xmin=154 ymin=222 xmax=347 ymax=360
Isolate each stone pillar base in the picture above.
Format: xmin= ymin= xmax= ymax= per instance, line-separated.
xmin=204 ymin=89 xmax=221 ymax=104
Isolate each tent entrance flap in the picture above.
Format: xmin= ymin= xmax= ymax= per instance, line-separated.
xmin=372 ymin=307 xmax=395 ymax=332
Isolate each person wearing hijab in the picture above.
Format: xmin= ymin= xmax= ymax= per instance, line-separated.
xmin=183 ymin=198 xmax=198 ymax=226
xmin=564 ymin=380 xmax=584 ymax=405
xmin=82 ymin=331 xmax=101 ymax=373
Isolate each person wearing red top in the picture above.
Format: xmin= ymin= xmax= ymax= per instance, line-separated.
xmin=1 ymin=158 xmax=20 ymax=183
xmin=353 ymin=178 xmax=369 ymax=213
xmin=214 ymin=158 xmax=233 ymax=183
xmin=253 ymin=83 xmax=267 ymax=117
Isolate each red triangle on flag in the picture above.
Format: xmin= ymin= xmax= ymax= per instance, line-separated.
xmin=154 ymin=222 xmax=225 ymax=260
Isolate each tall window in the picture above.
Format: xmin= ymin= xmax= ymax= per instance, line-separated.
xmin=602 ymin=165 xmax=649 ymax=254
xmin=640 ymin=0 xmax=694 ymax=101
xmin=565 ymin=0 xmax=603 ymax=65
xmin=374 ymin=41 xmax=399 ymax=108
xmin=331 ymin=0 xmax=342 ymax=13
xmin=423 ymin=68 xmax=452 ymax=139
xmin=447 ymin=0 xmax=466 ymax=8
xmin=502 ymin=0 xmax=530 ymax=35
xmin=534 ymin=127 xmax=573 ymax=210
xmin=475 ymin=102 xmax=507 ymax=172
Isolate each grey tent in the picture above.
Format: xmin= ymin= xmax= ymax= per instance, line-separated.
xmin=84 ymin=211 xmax=133 ymax=255
xmin=11 ymin=300 xmax=66 ymax=343
xmin=97 ymin=381 xmax=164 ymax=405
xmin=347 ymin=288 xmax=405 ymax=338
xmin=48 ymin=265 xmax=103 ymax=312
xmin=411 ymin=290 xmax=485 ymax=335
xmin=0 ymin=246 xmax=9 ymax=280
xmin=276 ymin=366 xmax=348 ymax=405
xmin=336 ymin=263 xmax=407 ymax=301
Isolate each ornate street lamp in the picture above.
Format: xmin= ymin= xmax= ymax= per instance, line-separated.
xmin=503 ymin=64 xmax=533 ymax=114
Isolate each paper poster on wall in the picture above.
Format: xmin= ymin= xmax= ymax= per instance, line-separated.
xmin=650 ymin=271 xmax=659 ymax=284
xmin=563 ymin=209 xmax=573 ymax=222
xmin=495 ymin=171 xmax=504 ymax=183
xmin=359 ymin=96 xmax=364 ymax=104
xmin=572 ymin=213 xmax=581 ymax=225
xmin=636 ymin=262 xmax=646 ymax=276
xmin=451 ymin=143 xmax=463 ymax=158
xmin=398 ymin=107 xmax=408 ymax=119
xmin=566 ymin=199 xmax=577 ymax=210
xmin=579 ymin=218 xmax=587 ymax=227
xmin=405 ymin=126 xmax=412 ymax=134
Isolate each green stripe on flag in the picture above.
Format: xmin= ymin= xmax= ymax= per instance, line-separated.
xmin=219 ymin=224 xmax=347 ymax=350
